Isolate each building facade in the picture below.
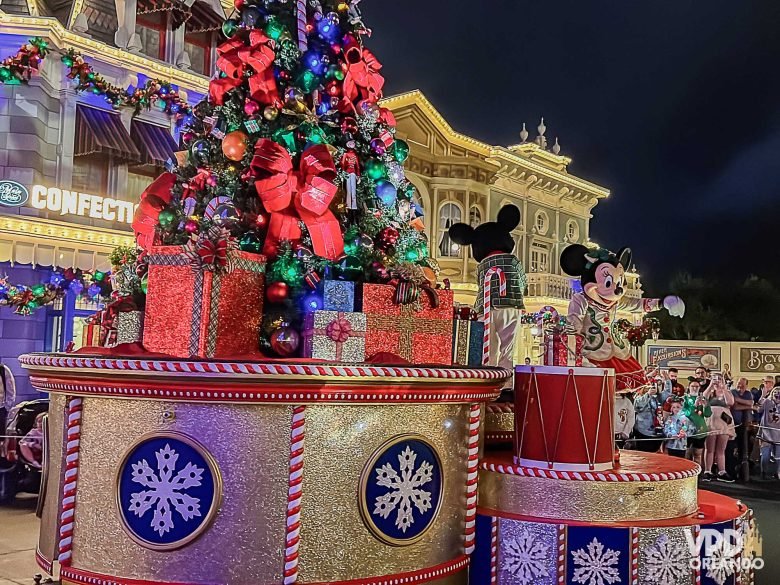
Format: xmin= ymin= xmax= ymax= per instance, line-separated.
xmin=0 ymin=6 xmax=641 ymax=401
xmin=382 ymin=91 xmax=643 ymax=362
xmin=0 ymin=2 xmax=221 ymax=401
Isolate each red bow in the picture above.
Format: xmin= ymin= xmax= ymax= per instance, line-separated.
xmin=195 ymin=239 xmax=229 ymax=270
xmin=251 ymin=140 xmax=344 ymax=260
xmin=342 ymin=45 xmax=385 ymax=103
xmin=326 ymin=317 xmax=353 ymax=343
xmin=209 ymin=31 xmax=278 ymax=106
xmin=133 ymin=172 xmax=176 ymax=250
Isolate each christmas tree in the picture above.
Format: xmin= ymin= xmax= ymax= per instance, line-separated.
xmin=133 ymin=0 xmax=435 ymax=354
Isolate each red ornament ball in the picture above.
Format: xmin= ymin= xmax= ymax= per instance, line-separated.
xmin=244 ymin=99 xmax=260 ymax=116
xmin=266 ymin=281 xmax=290 ymax=303
xmin=270 ymin=325 xmax=300 ymax=357
xmin=184 ymin=219 xmax=199 ymax=234
xmin=376 ymin=226 xmax=400 ymax=251
xmin=341 ymin=116 xmax=358 ymax=134
xmin=222 ymin=130 xmax=248 ymax=161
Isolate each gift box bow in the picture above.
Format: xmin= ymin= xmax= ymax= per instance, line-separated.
xmin=210 ymin=31 xmax=278 ymax=107
xmin=307 ymin=313 xmax=366 ymax=361
xmin=184 ymin=228 xmax=238 ymax=273
xmin=251 ymin=139 xmax=344 ymax=260
xmin=388 ymin=277 xmax=439 ymax=310
xmin=342 ymin=43 xmax=384 ymax=103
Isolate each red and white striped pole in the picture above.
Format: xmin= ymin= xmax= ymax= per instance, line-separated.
xmin=482 ymin=266 xmax=506 ymax=366
xmin=284 ymin=406 xmax=306 ymax=584
xmin=463 ymin=402 xmax=481 ymax=554
xmin=58 ymin=397 xmax=83 ymax=566
xmin=296 ymin=0 xmax=308 ymax=52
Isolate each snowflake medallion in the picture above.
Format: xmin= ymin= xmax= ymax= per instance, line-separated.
xmin=571 ymin=538 xmax=622 ymax=585
xmin=504 ymin=528 xmax=553 ymax=584
xmin=641 ymin=533 xmax=691 ymax=585
xmin=704 ymin=537 xmax=737 ymax=585
xmin=117 ymin=434 xmax=220 ymax=550
xmin=361 ymin=436 xmax=442 ymax=545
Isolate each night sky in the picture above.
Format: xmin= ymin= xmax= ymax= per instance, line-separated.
xmin=361 ymin=1 xmax=780 ymax=291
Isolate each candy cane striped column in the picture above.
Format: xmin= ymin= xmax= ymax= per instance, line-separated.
xmin=693 ymin=525 xmax=701 ymax=585
xmin=463 ymin=403 xmax=481 ymax=554
xmin=556 ymin=524 xmax=566 ymax=584
xmin=296 ymin=0 xmax=308 ymax=52
xmin=283 ymin=406 xmax=306 ymax=584
xmin=489 ymin=517 xmax=498 ymax=583
xmin=630 ymin=527 xmax=639 ymax=585
xmin=58 ymin=397 xmax=83 ymax=566
xmin=482 ymin=267 xmax=506 ymax=366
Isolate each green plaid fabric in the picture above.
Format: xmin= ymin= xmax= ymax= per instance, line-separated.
xmin=475 ymin=253 xmax=527 ymax=313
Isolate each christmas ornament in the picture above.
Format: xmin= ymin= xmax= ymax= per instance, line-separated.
xmin=376 ymin=226 xmax=399 ymax=251
xmin=364 ymin=158 xmax=385 ymax=180
xmin=184 ymin=219 xmax=199 ymax=234
xmin=270 ymin=323 xmax=300 ymax=356
xmin=393 ymin=139 xmax=410 ymax=162
xmin=266 ymin=281 xmax=290 ymax=303
xmin=375 ymin=179 xmax=397 ymax=206
xmin=222 ymin=130 xmax=248 ymax=161
xmin=222 ymin=18 xmax=240 ymax=37
xmin=157 ymin=208 xmax=176 ymax=228
xmin=204 ymin=196 xmax=233 ymax=219
xmin=189 ymin=139 xmax=211 ymax=165
xmin=370 ymin=137 xmax=387 ymax=155
xmin=341 ymin=116 xmax=358 ymax=134
xmin=244 ymin=100 xmax=260 ymax=116
xmin=241 ymin=6 xmax=264 ymax=28
xmin=338 ymin=255 xmax=364 ymax=280
xmin=263 ymin=105 xmax=279 ymax=121
xmin=239 ymin=232 xmax=263 ymax=253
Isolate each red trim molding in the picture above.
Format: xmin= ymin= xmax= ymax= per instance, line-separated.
xmin=61 ymin=556 xmax=469 ymax=585
xmin=35 ymin=547 xmax=53 ymax=575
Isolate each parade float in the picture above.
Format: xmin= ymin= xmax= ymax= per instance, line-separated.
xmin=18 ymin=1 xmax=758 ymax=584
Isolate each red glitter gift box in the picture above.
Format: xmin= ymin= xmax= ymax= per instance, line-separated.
xmin=143 ymin=245 xmax=266 ymax=358
xmin=362 ymin=283 xmax=454 ymax=365
xmin=544 ymin=329 xmax=583 ymax=367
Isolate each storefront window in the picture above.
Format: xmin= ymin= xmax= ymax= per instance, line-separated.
xmin=127 ymin=168 xmax=158 ymax=200
xmin=136 ymin=13 xmax=167 ymax=61
xmin=438 ymin=202 xmax=462 ymax=257
xmin=72 ymin=154 xmax=109 ymax=194
xmin=184 ymin=31 xmax=212 ymax=75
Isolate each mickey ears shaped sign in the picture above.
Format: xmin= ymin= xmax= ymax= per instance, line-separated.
xmin=0 ymin=180 xmax=29 ymax=206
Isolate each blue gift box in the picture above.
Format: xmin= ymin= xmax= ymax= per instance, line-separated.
xmin=452 ymin=319 xmax=485 ymax=366
xmin=323 ymin=280 xmax=358 ymax=312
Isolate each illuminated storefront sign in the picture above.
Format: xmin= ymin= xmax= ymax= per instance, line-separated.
xmin=29 ymin=185 xmax=136 ymax=224
xmin=0 ymin=180 xmax=30 ymax=206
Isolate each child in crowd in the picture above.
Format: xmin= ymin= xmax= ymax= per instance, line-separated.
xmin=758 ymin=387 xmax=780 ymax=479
xmin=683 ymin=379 xmax=710 ymax=470
xmin=614 ymin=392 xmax=635 ymax=448
xmin=663 ymin=399 xmax=691 ymax=458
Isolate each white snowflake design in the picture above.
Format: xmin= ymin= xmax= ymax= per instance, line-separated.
xmin=127 ymin=443 xmax=205 ymax=537
xmin=641 ymin=534 xmax=691 ymax=585
xmin=504 ymin=528 xmax=551 ymax=584
xmin=705 ymin=537 xmax=737 ymax=585
xmin=571 ymin=538 xmax=622 ymax=585
xmin=372 ymin=445 xmax=434 ymax=533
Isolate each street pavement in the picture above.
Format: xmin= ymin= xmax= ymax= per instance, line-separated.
xmin=0 ymin=489 xmax=776 ymax=584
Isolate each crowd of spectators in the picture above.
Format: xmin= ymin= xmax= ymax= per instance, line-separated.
xmin=615 ymin=365 xmax=780 ymax=482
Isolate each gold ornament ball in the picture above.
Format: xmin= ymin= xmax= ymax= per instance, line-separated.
xmin=263 ymin=106 xmax=279 ymax=121
xmin=222 ymin=130 xmax=248 ymax=161
xmin=337 ymin=2 xmax=349 ymax=11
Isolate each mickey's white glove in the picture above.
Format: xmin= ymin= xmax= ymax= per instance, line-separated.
xmin=663 ymin=295 xmax=686 ymax=318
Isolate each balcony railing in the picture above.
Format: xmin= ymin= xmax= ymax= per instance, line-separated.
xmin=525 ymin=273 xmax=642 ymax=302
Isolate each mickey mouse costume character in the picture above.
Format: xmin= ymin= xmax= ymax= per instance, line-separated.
xmin=560 ymin=244 xmax=685 ymax=391
xmin=449 ymin=205 xmax=526 ymax=371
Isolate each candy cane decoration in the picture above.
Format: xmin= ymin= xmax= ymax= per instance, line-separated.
xmin=630 ymin=527 xmax=639 ymax=585
xmin=284 ymin=406 xmax=306 ymax=584
xmin=482 ymin=266 xmax=506 ymax=366
xmin=58 ymin=397 xmax=83 ymax=566
xmin=489 ymin=517 xmax=498 ymax=583
xmin=463 ymin=402 xmax=481 ymax=554
xmin=296 ymin=0 xmax=308 ymax=52
xmin=556 ymin=524 xmax=566 ymax=584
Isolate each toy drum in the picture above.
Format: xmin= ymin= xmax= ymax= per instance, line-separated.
xmin=513 ymin=365 xmax=615 ymax=471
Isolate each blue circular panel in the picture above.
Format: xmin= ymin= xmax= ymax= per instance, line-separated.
xmin=117 ymin=434 xmax=219 ymax=550
xmin=361 ymin=436 xmax=443 ymax=544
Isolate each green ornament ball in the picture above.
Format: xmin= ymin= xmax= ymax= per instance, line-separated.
xmin=93 ymin=271 xmax=105 ymax=282
xmin=31 ymin=284 xmax=45 ymax=296
xmin=158 ymin=208 xmax=176 ymax=228
xmin=393 ymin=139 xmax=410 ymax=163
xmin=265 ymin=18 xmax=286 ymax=41
xmin=297 ymin=70 xmax=320 ymax=93
xmin=222 ymin=18 xmax=240 ymax=38
xmin=364 ymin=159 xmax=386 ymax=180
xmin=239 ymin=232 xmax=263 ymax=254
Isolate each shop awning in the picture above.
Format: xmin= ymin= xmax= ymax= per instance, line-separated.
xmin=131 ymin=120 xmax=178 ymax=167
xmin=137 ymin=0 xmax=224 ymax=31
xmin=75 ymin=106 xmax=141 ymax=164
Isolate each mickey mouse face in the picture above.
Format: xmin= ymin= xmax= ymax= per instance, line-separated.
xmin=585 ymin=261 xmax=626 ymax=306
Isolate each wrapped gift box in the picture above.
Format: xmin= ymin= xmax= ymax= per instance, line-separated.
xmin=452 ymin=319 xmax=485 ymax=366
xmin=544 ymin=330 xmax=583 ymax=366
xmin=323 ymin=280 xmax=358 ymax=312
xmin=81 ymin=317 xmax=103 ymax=348
xmin=363 ymin=283 xmax=454 ymax=365
xmin=143 ymin=245 xmax=266 ymax=359
xmin=302 ymin=310 xmax=366 ymax=362
xmin=115 ymin=310 xmax=145 ymax=346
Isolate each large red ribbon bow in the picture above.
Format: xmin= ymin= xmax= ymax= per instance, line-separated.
xmin=342 ymin=45 xmax=385 ymax=103
xmin=326 ymin=317 xmax=353 ymax=343
xmin=251 ymin=139 xmax=344 ymax=260
xmin=209 ymin=30 xmax=278 ymax=106
xmin=132 ymin=172 xmax=176 ymax=250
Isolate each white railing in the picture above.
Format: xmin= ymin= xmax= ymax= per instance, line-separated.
xmin=525 ymin=272 xmax=643 ymax=302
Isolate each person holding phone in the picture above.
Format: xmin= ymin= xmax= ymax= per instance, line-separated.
xmin=702 ymin=374 xmax=736 ymax=482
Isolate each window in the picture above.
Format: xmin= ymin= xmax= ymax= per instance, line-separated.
xmin=535 ymin=211 xmax=549 ymax=235
xmin=136 ymin=13 xmax=167 ymax=60
xmin=127 ymin=167 xmax=158 ymax=201
xmin=567 ymin=220 xmax=580 ymax=242
xmin=438 ymin=202 xmax=462 ymax=257
xmin=72 ymin=154 xmax=109 ymax=194
xmin=530 ymin=242 xmax=549 ymax=273
xmin=184 ymin=31 xmax=212 ymax=75
xmin=469 ymin=205 xmax=482 ymax=227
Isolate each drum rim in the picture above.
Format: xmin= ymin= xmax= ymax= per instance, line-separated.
xmin=514 ymin=365 xmax=615 ymax=377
